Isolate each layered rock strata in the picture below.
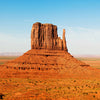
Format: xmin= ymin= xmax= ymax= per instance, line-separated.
xmin=0 ymin=49 xmax=95 ymax=79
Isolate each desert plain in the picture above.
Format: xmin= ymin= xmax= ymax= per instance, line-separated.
xmin=0 ymin=56 xmax=100 ymax=100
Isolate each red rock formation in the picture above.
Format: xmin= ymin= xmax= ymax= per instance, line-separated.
xmin=63 ymin=29 xmax=67 ymax=50
xmin=0 ymin=22 xmax=100 ymax=79
xmin=31 ymin=22 xmax=67 ymax=50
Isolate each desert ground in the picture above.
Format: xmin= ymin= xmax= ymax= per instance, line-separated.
xmin=77 ymin=57 xmax=100 ymax=69
xmin=0 ymin=56 xmax=100 ymax=100
xmin=0 ymin=56 xmax=17 ymax=65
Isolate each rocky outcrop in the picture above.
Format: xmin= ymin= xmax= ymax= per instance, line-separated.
xmin=1 ymin=22 xmax=100 ymax=79
xmin=31 ymin=22 xmax=67 ymax=51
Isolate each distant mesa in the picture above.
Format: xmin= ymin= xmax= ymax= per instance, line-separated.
xmin=31 ymin=22 xmax=67 ymax=51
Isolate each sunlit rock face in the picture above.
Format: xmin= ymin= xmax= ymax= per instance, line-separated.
xmin=31 ymin=22 xmax=67 ymax=51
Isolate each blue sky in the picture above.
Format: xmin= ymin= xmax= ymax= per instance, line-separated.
xmin=0 ymin=0 xmax=100 ymax=56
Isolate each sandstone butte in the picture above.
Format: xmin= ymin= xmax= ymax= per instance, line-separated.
xmin=0 ymin=22 xmax=100 ymax=79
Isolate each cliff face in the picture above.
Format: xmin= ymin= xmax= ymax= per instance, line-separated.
xmin=31 ymin=22 xmax=67 ymax=51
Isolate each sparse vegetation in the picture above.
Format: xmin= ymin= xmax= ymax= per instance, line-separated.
xmin=0 ymin=78 xmax=100 ymax=99
xmin=0 ymin=57 xmax=100 ymax=99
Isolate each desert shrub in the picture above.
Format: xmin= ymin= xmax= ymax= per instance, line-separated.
xmin=34 ymin=82 xmax=37 ymax=85
xmin=86 ymin=84 xmax=88 ymax=87
xmin=59 ymin=87 xmax=62 ymax=90
xmin=54 ymin=87 xmax=56 ymax=89
xmin=81 ymin=86 xmax=84 ymax=88
xmin=93 ymin=95 xmax=95 ymax=98
xmin=97 ymin=83 xmax=99 ymax=85
xmin=74 ymin=80 xmax=76 ymax=82
xmin=26 ymin=87 xmax=30 ymax=90
xmin=67 ymin=87 xmax=70 ymax=89
xmin=83 ymin=92 xmax=88 ymax=95
xmin=95 ymin=92 xmax=97 ymax=94
xmin=46 ymin=88 xmax=48 ymax=92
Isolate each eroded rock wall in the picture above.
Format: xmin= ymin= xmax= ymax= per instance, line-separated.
xmin=31 ymin=22 xmax=67 ymax=51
